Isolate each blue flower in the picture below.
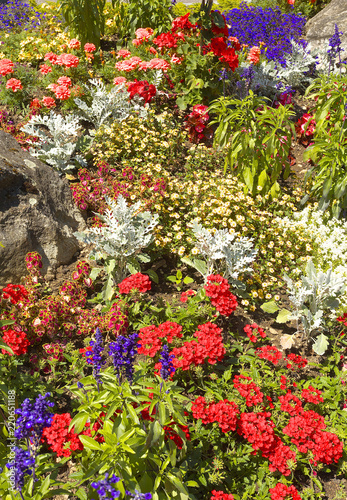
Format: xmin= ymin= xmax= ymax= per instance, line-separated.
xmin=108 ymin=332 xmax=138 ymax=383
xmin=91 ymin=473 xmax=121 ymax=499
xmin=15 ymin=393 xmax=54 ymax=445
xmin=6 ymin=447 xmax=35 ymax=493
xmin=158 ymin=344 xmax=175 ymax=381
xmin=86 ymin=327 xmax=105 ymax=391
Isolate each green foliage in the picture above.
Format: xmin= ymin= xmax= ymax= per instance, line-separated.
xmin=172 ymin=2 xmax=202 ymax=17
xmin=111 ymin=0 xmax=173 ymax=37
xmin=210 ymin=90 xmax=295 ymax=198
xmin=302 ymin=75 xmax=347 ymax=218
xmin=216 ymin=0 xmax=241 ymax=11
xmin=58 ymin=0 xmax=106 ymax=49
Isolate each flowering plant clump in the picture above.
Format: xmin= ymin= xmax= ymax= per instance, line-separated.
xmin=204 ymin=274 xmax=238 ymax=316
xmin=118 ymin=273 xmax=151 ymax=294
xmin=184 ymin=104 xmax=210 ymax=143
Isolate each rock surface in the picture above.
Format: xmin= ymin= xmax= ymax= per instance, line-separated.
xmin=0 ymin=130 xmax=86 ymax=286
xmin=306 ymin=0 xmax=347 ymax=54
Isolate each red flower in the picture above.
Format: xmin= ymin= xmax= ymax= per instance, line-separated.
xmin=42 ymin=96 xmax=56 ymax=108
xmin=269 ymin=483 xmax=302 ymax=500
xmin=127 ymin=79 xmax=156 ymax=104
xmin=1 ymin=329 xmax=30 ymax=356
xmin=153 ymin=32 xmax=181 ymax=49
xmin=244 ymin=323 xmax=266 ymax=342
xmin=118 ymin=273 xmax=151 ymax=294
xmin=39 ymin=64 xmax=52 ymax=75
xmin=256 ymin=345 xmax=282 ymax=365
xmin=6 ymin=78 xmax=22 ymax=92
xmin=84 ymin=43 xmax=96 ymax=53
xmin=171 ymin=13 xmax=195 ymax=33
xmin=180 ymin=289 xmax=196 ymax=303
xmin=0 ymin=58 xmax=14 ymax=76
xmin=286 ymin=353 xmax=307 ymax=369
xmin=233 ymin=375 xmax=264 ymax=407
xmin=192 ymin=396 xmax=239 ymax=434
xmin=1 ymin=284 xmax=28 ymax=304
xmin=204 ymin=274 xmax=237 ymax=316
xmin=211 ymin=490 xmax=235 ymax=500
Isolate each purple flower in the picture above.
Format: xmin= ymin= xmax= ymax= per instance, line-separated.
xmin=15 ymin=393 xmax=54 ymax=445
xmin=6 ymin=447 xmax=35 ymax=493
xmin=86 ymin=327 xmax=105 ymax=391
xmin=108 ymin=332 xmax=138 ymax=382
xmin=158 ymin=345 xmax=175 ymax=381
xmin=125 ymin=491 xmax=152 ymax=499
xmin=91 ymin=473 xmax=121 ymax=499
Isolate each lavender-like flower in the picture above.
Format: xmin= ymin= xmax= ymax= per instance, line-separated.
xmin=125 ymin=490 xmax=152 ymax=500
xmin=6 ymin=447 xmax=35 ymax=498
xmin=158 ymin=345 xmax=175 ymax=381
xmin=86 ymin=327 xmax=105 ymax=391
xmin=328 ymin=24 xmax=344 ymax=73
xmin=15 ymin=392 xmax=54 ymax=445
xmin=91 ymin=473 xmax=121 ymax=499
xmin=108 ymin=332 xmax=139 ymax=383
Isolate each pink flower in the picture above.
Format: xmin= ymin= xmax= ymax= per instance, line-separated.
xmin=56 ymin=53 xmax=79 ymax=68
xmin=42 ymin=96 xmax=56 ymax=108
xmin=44 ymin=52 xmax=57 ymax=64
xmin=113 ymin=76 xmax=127 ymax=85
xmin=69 ymin=38 xmax=81 ymax=49
xmin=30 ymin=98 xmax=42 ymax=110
xmin=116 ymin=49 xmax=131 ymax=59
xmin=149 ymin=47 xmax=157 ymax=55
xmin=57 ymin=76 xmax=72 ymax=87
xmin=147 ymin=58 xmax=171 ymax=71
xmin=84 ymin=43 xmax=96 ymax=53
xmin=0 ymin=58 xmax=14 ymax=76
xmin=132 ymin=39 xmax=142 ymax=47
xmin=46 ymin=83 xmax=59 ymax=92
xmin=6 ymin=78 xmax=22 ymax=92
xmin=247 ymin=46 xmax=261 ymax=64
xmin=54 ymin=85 xmax=71 ymax=100
xmin=40 ymin=64 xmax=52 ymax=75
xmin=115 ymin=56 xmax=142 ymax=72
xmin=171 ymin=54 xmax=183 ymax=65
xmin=135 ymin=28 xmax=153 ymax=41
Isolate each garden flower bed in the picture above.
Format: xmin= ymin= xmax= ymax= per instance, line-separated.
xmin=0 ymin=0 xmax=346 ymax=499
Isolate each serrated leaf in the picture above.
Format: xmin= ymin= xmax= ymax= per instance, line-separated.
xmin=260 ymin=300 xmax=279 ymax=314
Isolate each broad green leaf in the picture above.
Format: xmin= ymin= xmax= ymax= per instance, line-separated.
xmin=146 ymin=269 xmax=159 ymax=284
xmin=68 ymin=413 xmax=89 ymax=434
xmin=312 ymin=333 xmax=329 ymax=356
xmin=260 ymin=301 xmax=279 ymax=314
xmin=78 ymin=435 xmax=103 ymax=451
xmin=0 ymin=339 xmax=13 ymax=355
xmin=276 ymin=309 xmax=292 ymax=323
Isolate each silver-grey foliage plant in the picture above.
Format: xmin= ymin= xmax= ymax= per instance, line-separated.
xmin=283 ymin=259 xmax=345 ymax=355
xmin=182 ymin=221 xmax=258 ymax=289
xmin=20 ymin=111 xmax=85 ymax=172
xmin=277 ymin=39 xmax=317 ymax=89
xmin=74 ymin=79 xmax=148 ymax=131
xmin=74 ymin=195 xmax=159 ymax=283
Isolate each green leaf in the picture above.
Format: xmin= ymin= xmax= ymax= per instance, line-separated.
xmin=42 ymin=489 xmax=72 ymax=499
xmin=127 ymin=258 xmax=141 ymax=274
xmin=167 ymin=474 xmax=189 ymax=495
xmin=312 ymin=333 xmax=329 ymax=356
xmin=75 ymin=488 xmax=88 ymax=500
xmin=68 ymin=413 xmax=89 ymax=434
xmin=276 ymin=309 xmax=291 ymax=323
xmin=183 ymin=276 xmax=194 ymax=285
xmin=0 ymin=339 xmax=14 ymax=355
xmin=146 ymin=269 xmax=159 ymax=284
xmin=260 ymin=301 xmax=279 ymax=314
xmin=78 ymin=435 xmax=103 ymax=451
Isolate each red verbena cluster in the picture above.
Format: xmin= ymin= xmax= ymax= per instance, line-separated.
xmin=1 ymin=284 xmax=28 ymax=305
xmin=42 ymin=413 xmax=104 ymax=457
xmin=237 ymin=411 xmax=296 ymax=476
xmin=127 ymin=79 xmax=156 ymax=104
xmin=301 ymin=386 xmax=324 ymax=405
xmin=171 ymin=322 xmax=226 ymax=370
xmin=244 ymin=323 xmax=266 ymax=342
xmin=184 ymin=104 xmax=210 ymax=143
xmin=1 ymin=328 xmax=30 ymax=356
xmin=269 ymin=482 xmax=302 ymax=500
xmin=211 ymin=491 xmax=235 ymax=500
xmin=118 ymin=273 xmax=151 ymax=294
xmin=204 ymin=274 xmax=237 ymax=316
xmin=191 ymin=396 xmax=239 ymax=433
xmin=256 ymin=345 xmax=283 ymax=365
xmin=286 ymin=353 xmax=307 ymax=370
xmin=138 ymin=321 xmax=183 ymax=357
xmin=233 ymin=375 xmax=264 ymax=407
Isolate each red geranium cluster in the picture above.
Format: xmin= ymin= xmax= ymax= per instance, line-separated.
xmin=204 ymin=274 xmax=237 ymax=316
xmin=295 ymin=113 xmax=316 ymax=141
xmin=233 ymin=375 xmax=264 ymax=407
xmin=244 ymin=323 xmax=266 ymax=342
xmin=42 ymin=413 xmax=104 ymax=457
xmin=127 ymin=79 xmax=156 ymax=104
xmin=118 ymin=273 xmax=151 ymax=294
xmin=191 ymin=396 xmax=239 ymax=433
xmin=1 ymin=284 xmax=28 ymax=305
xmin=180 ymin=289 xmax=196 ymax=303
xmin=211 ymin=491 xmax=235 ymax=500
xmin=153 ymin=32 xmax=183 ymax=50
xmin=138 ymin=321 xmax=183 ymax=357
xmin=285 ymin=353 xmax=307 ymax=370
xmin=171 ymin=322 xmax=226 ymax=370
xmin=184 ymin=104 xmax=210 ymax=143
xmin=269 ymin=482 xmax=302 ymax=500
xmin=256 ymin=345 xmax=283 ymax=365
xmin=172 ymin=13 xmax=195 ymax=33
xmin=1 ymin=328 xmax=30 ymax=356
xmin=206 ymin=37 xmax=239 ymax=71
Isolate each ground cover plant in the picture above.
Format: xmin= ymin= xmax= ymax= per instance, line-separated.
xmin=0 ymin=0 xmax=347 ymax=499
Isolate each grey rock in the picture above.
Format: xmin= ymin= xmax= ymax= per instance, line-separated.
xmin=306 ymin=0 xmax=347 ymax=54
xmin=0 ymin=130 xmax=86 ymax=286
